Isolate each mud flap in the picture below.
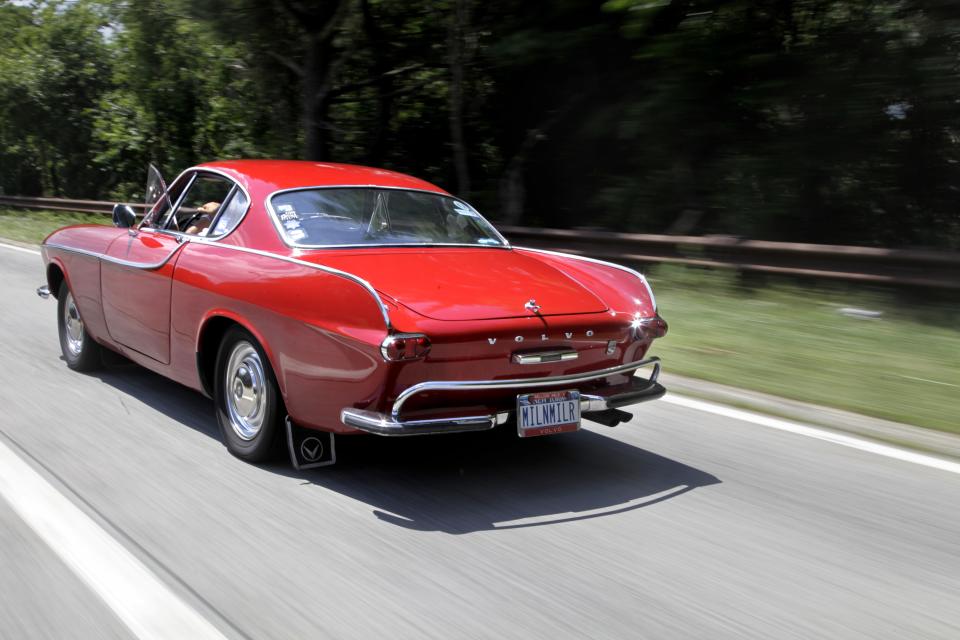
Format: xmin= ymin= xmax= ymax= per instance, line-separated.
xmin=286 ymin=417 xmax=336 ymax=470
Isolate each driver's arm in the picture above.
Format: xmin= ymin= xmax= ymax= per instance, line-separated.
xmin=185 ymin=202 xmax=220 ymax=235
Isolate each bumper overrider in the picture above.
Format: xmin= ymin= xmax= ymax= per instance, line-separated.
xmin=340 ymin=357 xmax=665 ymax=436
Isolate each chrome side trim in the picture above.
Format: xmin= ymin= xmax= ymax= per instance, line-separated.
xmin=264 ymin=185 xmax=511 ymax=250
xmin=391 ymin=356 xmax=660 ymax=419
xmin=518 ymin=246 xmax=657 ymax=311
xmin=43 ymin=241 xmax=187 ymax=271
xmin=186 ymin=239 xmax=393 ymax=330
xmin=42 ymin=236 xmax=393 ymax=330
xmin=512 ymin=350 xmax=579 ymax=365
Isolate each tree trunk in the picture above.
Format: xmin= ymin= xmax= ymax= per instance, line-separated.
xmin=302 ymin=35 xmax=333 ymax=161
xmin=276 ymin=0 xmax=352 ymax=161
xmin=448 ymin=0 xmax=471 ymax=197
xmin=362 ymin=0 xmax=393 ymax=166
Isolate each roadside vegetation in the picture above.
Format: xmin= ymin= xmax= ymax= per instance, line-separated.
xmin=0 ymin=208 xmax=108 ymax=245
xmin=2 ymin=206 xmax=956 ymax=434
xmin=648 ymin=266 xmax=960 ymax=434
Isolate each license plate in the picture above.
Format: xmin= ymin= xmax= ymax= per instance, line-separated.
xmin=517 ymin=390 xmax=581 ymax=437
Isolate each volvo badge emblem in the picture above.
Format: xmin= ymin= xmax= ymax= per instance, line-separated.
xmin=489 ymin=330 xmax=594 ymax=345
xmin=525 ymin=299 xmax=541 ymax=314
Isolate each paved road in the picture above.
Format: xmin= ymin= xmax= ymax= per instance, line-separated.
xmin=1 ymin=244 xmax=958 ymax=639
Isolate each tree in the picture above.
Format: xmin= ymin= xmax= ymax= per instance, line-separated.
xmin=4 ymin=0 xmax=960 ymax=248
xmin=0 ymin=0 xmax=111 ymax=196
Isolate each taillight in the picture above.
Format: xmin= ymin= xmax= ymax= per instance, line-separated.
xmin=631 ymin=314 xmax=668 ymax=341
xmin=380 ymin=333 xmax=431 ymax=361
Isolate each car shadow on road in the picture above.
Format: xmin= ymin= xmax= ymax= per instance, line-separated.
xmin=91 ymin=358 xmax=720 ymax=535
xmin=85 ymin=356 xmax=224 ymax=440
xmin=283 ymin=428 xmax=720 ymax=534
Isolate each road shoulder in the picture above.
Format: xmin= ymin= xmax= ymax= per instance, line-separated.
xmin=662 ymin=371 xmax=960 ymax=460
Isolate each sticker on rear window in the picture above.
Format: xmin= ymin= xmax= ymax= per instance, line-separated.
xmin=453 ymin=201 xmax=480 ymax=217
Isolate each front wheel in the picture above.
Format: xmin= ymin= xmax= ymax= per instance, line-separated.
xmin=214 ymin=326 xmax=283 ymax=462
xmin=57 ymin=281 xmax=101 ymax=371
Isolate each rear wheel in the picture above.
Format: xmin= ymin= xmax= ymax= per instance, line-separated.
xmin=57 ymin=281 xmax=101 ymax=371
xmin=214 ymin=326 xmax=283 ymax=462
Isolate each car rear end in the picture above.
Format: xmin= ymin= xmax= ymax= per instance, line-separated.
xmin=340 ymin=306 xmax=668 ymax=437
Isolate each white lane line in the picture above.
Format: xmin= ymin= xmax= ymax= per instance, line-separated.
xmin=663 ymin=394 xmax=960 ymax=476
xmin=0 ymin=241 xmax=41 ymax=256
xmin=0 ymin=439 xmax=229 ymax=640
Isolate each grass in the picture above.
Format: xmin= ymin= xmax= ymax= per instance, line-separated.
xmin=647 ymin=265 xmax=960 ymax=434
xmin=0 ymin=208 xmax=109 ymax=244
xmin=2 ymin=208 xmax=957 ymax=434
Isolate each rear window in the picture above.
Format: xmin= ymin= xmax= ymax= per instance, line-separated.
xmin=269 ymin=188 xmax=507 ymax=248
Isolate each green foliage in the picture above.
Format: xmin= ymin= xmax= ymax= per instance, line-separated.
xmin=0 ymin=0 xmax=111 ymax=196
xmin=2 ymin=0 xmax=960 ymax=248
xmin=0 ymin=208 xmax=108 ymax=244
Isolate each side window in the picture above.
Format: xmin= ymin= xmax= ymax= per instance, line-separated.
xmin=208 ymin=190 xmax=249 ymax=238
xmin=141 ymin=174 xmax=190 ymax=229
xmin=166 ymin=174 xmax=234 ymax=235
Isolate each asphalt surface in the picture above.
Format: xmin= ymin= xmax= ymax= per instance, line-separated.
xmin=1 ymin=244 xmax=959 ymax=639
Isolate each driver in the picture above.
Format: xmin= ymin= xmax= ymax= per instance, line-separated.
xmin=185 ymin=202 xmax=220 ymax=235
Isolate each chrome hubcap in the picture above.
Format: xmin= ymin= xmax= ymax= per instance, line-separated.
xmin=224 ymin=341 xmax=266 ymax=440
xmin=63 ymin=292 xmax=84 ymax=357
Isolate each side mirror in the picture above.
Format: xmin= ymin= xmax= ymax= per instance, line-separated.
xmin=112 ymin=204 xmax=137 ymax=228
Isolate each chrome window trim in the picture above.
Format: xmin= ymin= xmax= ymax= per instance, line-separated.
xmin=264 ymin=185 xmax=512 ymax=250
xmin=42 ymin=237 xmax=393 ymax=330
xmin=194 ymin=183 xmax=237 ymax=237
xmin=205 ymin=185 xmax=242 ymax=238
xmin=155 ymin=172 xmax=197 ymax=230
xmin=517 ymin=246 xmax=657 ymax=311
xmin=142 ymin=167 xmax=252 ymax=243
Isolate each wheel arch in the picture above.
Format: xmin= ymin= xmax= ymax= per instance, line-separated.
xmin=195 ymin=312 xmax=285 ymax=399
xmin=46 ymin=260 xmax=67 ymax=300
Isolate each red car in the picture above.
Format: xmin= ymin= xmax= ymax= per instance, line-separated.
xmin=38 ymin=160 xmax=667 ymax=468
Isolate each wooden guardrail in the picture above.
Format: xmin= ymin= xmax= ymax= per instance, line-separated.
xmin=2 ymin=194 xmax=958 ymax=289
xmin=499 ymin=225 xmax=960 ymax=290
xmin=0 ymin=195 xmax=147 ymax=216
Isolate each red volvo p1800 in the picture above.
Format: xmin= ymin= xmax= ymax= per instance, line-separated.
xmin=38 ymin=160 xmax=667 ymax=467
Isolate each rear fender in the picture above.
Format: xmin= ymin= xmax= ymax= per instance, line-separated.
xmin=195 ymin=309 xmax=284 ymax=397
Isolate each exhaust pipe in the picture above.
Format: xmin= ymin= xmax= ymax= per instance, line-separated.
xmin=583 ymin=408 xmax=633 ymax=427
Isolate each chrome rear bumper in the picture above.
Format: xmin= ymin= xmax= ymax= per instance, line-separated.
xmin=340 ymin=357 xmax=665 ymax=436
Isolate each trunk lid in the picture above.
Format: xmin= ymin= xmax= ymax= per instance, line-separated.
xmin=299 ymin=247 xmax=608 ymax=321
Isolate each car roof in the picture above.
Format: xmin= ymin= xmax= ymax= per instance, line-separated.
xmin=194 ymin=159 xmax=450 ymax=197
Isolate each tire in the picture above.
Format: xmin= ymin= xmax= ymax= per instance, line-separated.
xmin=214 ymin=326 xmax=284 ymax=462
xmin=57 ymin=281 xmax=101 ymax=372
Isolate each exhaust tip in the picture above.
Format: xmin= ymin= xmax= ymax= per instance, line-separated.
xmin=583 ymin=408 xmax=633 ymax=428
